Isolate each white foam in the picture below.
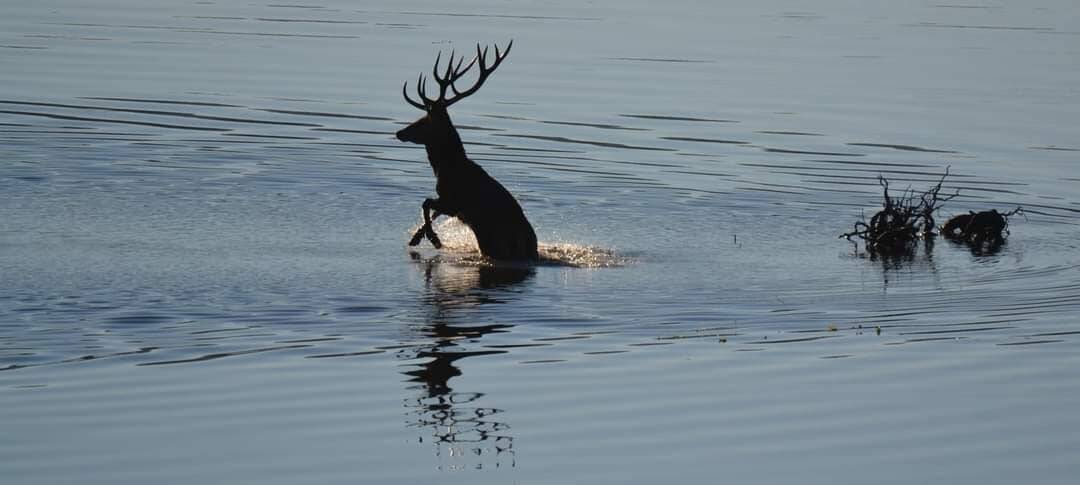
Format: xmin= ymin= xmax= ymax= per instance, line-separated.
xmin=410 ymin=218 xmax=631 ymax=268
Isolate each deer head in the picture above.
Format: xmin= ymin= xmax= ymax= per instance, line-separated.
xmin=395 ymin=41 xmax=513 ymax=157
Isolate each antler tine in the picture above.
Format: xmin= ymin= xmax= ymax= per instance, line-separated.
xmin=437 ymin=50 xmax=457 ymax=100
xmin=443 ymin=40 xmax=512 ymax=107
xmin=431 ymin=50 xmax=446 ymax=84
xmin=426 ymin=49 xmax=461 ymax=103
xmin=402 ymin=80 xmax=426 ymax=110
xmin=449 ymin=55 xmax=478 ymax=93
xmin=453 ymin=51 xmax=475 ymax=82
xmin=495 ymin=40 xmax=510 ymax=61
xmin=403 ymin=71 xmax=433 ymax=110
xmin=478 ymin=44 xmax=489 ymax=66
xmin=500 ymin=39 xmax=513 ymax=63
xmin=450 ymin=45 xmax=484 ymax=97
xmin=443 ymin=50 xmax=456 ymax=81
xmin=453 ymin=54 xmax=469 ymax=77
xmin=417 ymin=74 xmax=427 ymax=103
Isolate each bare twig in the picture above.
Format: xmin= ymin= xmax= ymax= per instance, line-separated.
xmin=841 ymin=168 xmax=958 ymax=256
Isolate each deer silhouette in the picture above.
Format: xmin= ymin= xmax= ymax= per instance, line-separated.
xmin=397 ymin=41 xmax=539 ymax=262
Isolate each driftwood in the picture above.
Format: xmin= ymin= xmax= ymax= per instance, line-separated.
xmin=942 ymin=208 xmax=1022 ymax=254
xmin=841 ymin=170 xmax=957 ymax=256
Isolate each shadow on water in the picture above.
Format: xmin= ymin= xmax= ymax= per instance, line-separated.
xmin=401 ymin=252 xmax=535 ymax=471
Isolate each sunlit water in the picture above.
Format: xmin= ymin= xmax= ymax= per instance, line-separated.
xmin=3 ymin=1 xmax=1080 ymax=483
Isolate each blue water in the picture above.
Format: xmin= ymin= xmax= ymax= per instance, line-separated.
xmin=3 ymin=1 xmax=1080 ymax=483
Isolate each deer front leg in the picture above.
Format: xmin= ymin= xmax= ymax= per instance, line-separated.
xmin=420 ymin=198 xmax=444 ymax=248
xmin=408 ymin=198 xmax=445 ymax=249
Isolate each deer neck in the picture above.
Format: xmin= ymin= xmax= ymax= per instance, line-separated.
xmin=423 ymin=119 xmax=469 ymax=176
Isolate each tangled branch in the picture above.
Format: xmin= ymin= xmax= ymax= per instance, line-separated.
xmin=841 ymin=168 xmax=958 ymax=256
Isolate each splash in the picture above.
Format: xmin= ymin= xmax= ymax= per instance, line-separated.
xmin=410 ymin=218 xmax=631 ymax=268
xmin=538 ymin=242 xmax=629 ymax=268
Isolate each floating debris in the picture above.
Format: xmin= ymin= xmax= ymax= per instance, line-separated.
xmin=942 ymin=208 xmax=1023 ymax=254
xmin=841 ymin=169 xmax=957 ymax=257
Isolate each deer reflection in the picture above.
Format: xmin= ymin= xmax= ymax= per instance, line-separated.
xmin=402 ymin=252 xmax=534 ymax=470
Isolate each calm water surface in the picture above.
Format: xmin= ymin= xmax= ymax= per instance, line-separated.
xmin=3 ymin=1 xmax=1080 ymax=483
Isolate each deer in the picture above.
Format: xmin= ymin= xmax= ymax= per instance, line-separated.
xmin=396 ymin=41 xmax=539 ymax=262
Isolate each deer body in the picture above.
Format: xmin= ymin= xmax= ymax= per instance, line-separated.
xmin=397 ymin=42 xmax=539 ymax=261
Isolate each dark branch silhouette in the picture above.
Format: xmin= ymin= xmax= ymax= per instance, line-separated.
xmin=841 ymin=169 xmax=957 ymax=257
xmin=842 ymin=168 xmax=1023 ymax=259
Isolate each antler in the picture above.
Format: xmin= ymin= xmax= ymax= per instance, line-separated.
xmin=402 ymin=40 xmax=513 ymax=110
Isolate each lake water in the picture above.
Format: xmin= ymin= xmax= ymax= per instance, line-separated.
xmin=3 ymin=1 xmax=1079 ymax=483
